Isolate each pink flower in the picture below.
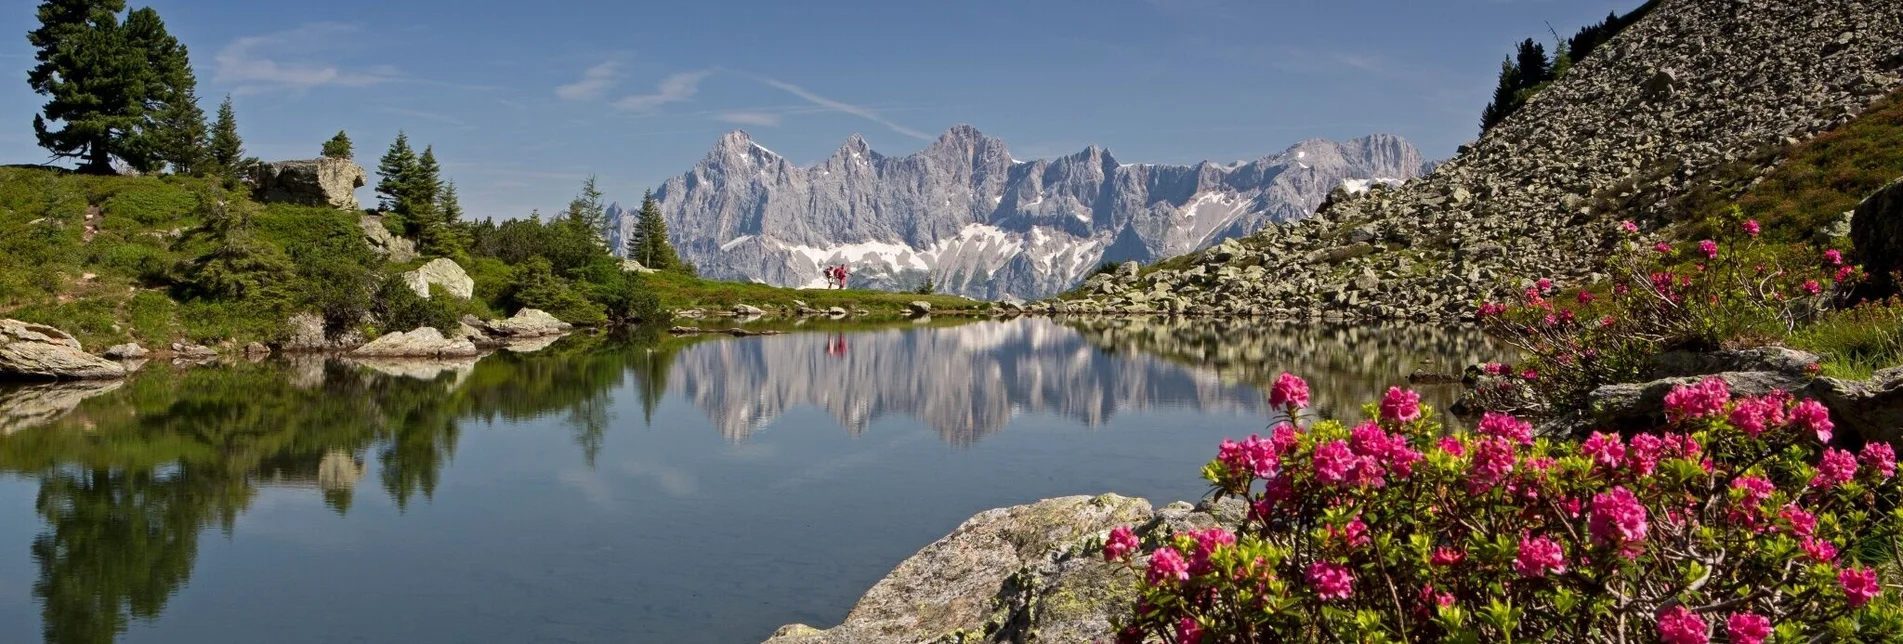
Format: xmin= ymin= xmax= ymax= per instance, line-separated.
xmin=1430 ymin=547 xmax=1465 ymax=567
xmin=1728 ymin=396 xmax=1777 ymax=437
xmin=1379 ymin=387 xmax=1422 ymax=424
xmin=1725 ymin=613 xmax=1771 ymax=644
xmin=1801 ymin=536 xmax=1838 ymax=563
xmin=1655 ymin=242 xmax=1673 ymax=254
xmin=1418 ymin=583 xmax=1455 ymax=611
xmin=1577 ymin=290 xmax=1595 ymax=304
xmin=1478 ymin=412 xmax=1534 ymax=445
xmin=1468 ymin=436 xmax=1516 ymax=493
xmin=1514 ymin=534 xmax=1567 ymax=578
xmin=1103 ymin=525 xmax=1139 ymax=562
xmin=1581 ymin=432 xmax=1626 ymax=469
xmin=1312 ymin=440 xmax=1357 ymax=486
xmin=1627 ymin=434 xmax=1665 ymax=476
xmin=1742 ymin=219 xmax=1761 ymax=237
xmin=1270 ymin=372 xmax=1311 ymax=412
xmin=1590 ymin=487 xmax=1649 ymax=557
xmin=1218 ymin=434 xmax=1278 ymax=479
xmin=1780 ymin=505 xmax=1817 ymax=537
xmin=1791 ymin=399 xmax=1833 ymax=443
xmin=1862 ymin=442 xmax=1897 ymax=478
xmin=1269 ymin=422 xmax=1301 ymax=455
xmin=1731 ymin=475 xmax=1775 ymax=510
xmin=1657 ymin=605 xmax=1709 ymax=644
xmin=1437 ymin=435 xmax=1466 ymax=458
xmin=1187 ymin=527 xmax=1236 ymax=574
xmin=1824 ymin=249 xmax=1844 ymax=267
xmin=1536 ymin=278 xmax=1555 ymax=294
xmin=1698 ymin=239 xmax=1719 ymax=259
xmin=1146 ymin=547 xmax=1190 ymax=585
xmin=1306 ymin=561 xmax=1354 ymax=601
xmin=1663 ymin=377 xmax=1730 ymax=422
xmin=1841 ymin=566 xmax=1882 ymax=608
xmin=1620 ymin=220 xmax=1639 ymax=233
xmin=1519 ymin=368 xmax=1539 ymax=381
xmin=1811 ymin=448 xmax=1857 ymax=488
xmin=1802 ymin=280 xmax=1822 ymax=295
xmin=1329 ymin=516 xmax=1371 ymax=549
xmin=1836 ymin=265 xmax=1857 ymax=282
xmin=1176 ymin=617 xmax=1204 ymax=644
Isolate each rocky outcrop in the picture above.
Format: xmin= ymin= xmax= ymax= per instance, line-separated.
xmin=360 ymin=214 xmax=418 ymax=263
xmin=0 ymin=319 xmax=125 ymax=380
xmin=348 ymin=327 xmax=479 ymax=358
xmin=249 ymin=158 xmax=368 ymax=210
xmin=1851 ymin=177 xmax=1903 ymax=294
xmin=620 ymin=259 xmax=658 ymax=274
xmin=1063 ymin=0 xmax=1903 ymax=320
xmin=401 ymin=258 xmax=474 ymax=300
xmin=638 ymin=128 xmax=1428 ymax=301
xmin=482 ymin=309 xmax=573 ymax=338
xmin=281 ymin=312 xmax=367 ymax=353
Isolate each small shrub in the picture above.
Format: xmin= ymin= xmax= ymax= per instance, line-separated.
xmin=101 ymin=182 xmax=198 ymax=226
xmin=372 ymin=276 xmax=458 ymax=334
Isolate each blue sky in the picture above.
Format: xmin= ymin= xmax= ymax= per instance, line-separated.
xmin=0 ymin=0 xmax=1637 ymax=220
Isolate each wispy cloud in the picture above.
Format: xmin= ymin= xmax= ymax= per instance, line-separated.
xmin=613 ymin=70 xmax=713 ymax=111
xmin=375 ymin=105 xmax=471 ymax=128
xmin=716 ymin=111 xmax=781 ymax=127
xmin=213 ymin=23 xmax=397 ymax=94
xmin=752 ymin=76 xmax=930 ymax=140
xmin=556 ymin=60 xmax=621 ymax=101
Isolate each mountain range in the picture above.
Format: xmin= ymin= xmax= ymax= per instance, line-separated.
xmin=610 ymin=126 xmax=1429 ymax=300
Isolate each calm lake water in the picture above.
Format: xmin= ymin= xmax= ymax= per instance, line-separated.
xmin=0 ymin=317 xmax=1498 ymax=644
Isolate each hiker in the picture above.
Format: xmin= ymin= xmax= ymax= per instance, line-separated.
xmin=824 ymin=265 xmax=839 ymax=289
xmin=837 ymin=265 xmax=850 ymax=289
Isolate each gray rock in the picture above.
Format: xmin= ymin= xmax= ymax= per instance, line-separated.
xmin=401 ymin=258 xmax=474 ymax=300
xmin=102 ymin=343 xmax=147 ymax=360
xmin=281 ymin=312 xmax=367 ymax=352
xmin=1591 ymin=371 xmax=1813 ymax=431
xmin=1648 ymin=347 xmax=1821 ymax=379
xmin=1116 ymin=261 xmax=1141 ymax=279
xmin=349 ymin=327 xmax=479 ymax=358
xmin=484 ymin=308 xmax=574 ymax=337
xmin=827 ymin=306 xmax=849 ymax=317
xmin=1851 ymin=177 xmax=1903 ymax=293
xmin=620 ymin=259 xmax=659 ymax=274
xmin=170 ymin=342 xmax=218 ymax=357
xmin=359 ymin=214 xmax=418 ymax=263
xmin=733 ymin=304 xmax=765 ymax=317
xmin=0 ymin=320 xmax=125 ymax=380
xmin=243 ymin=342 xmax=271 ymax=358
xmin=1812 ymin=367 xmax=1903 ymax=445
xmin=906 ymin=301 xmax=932 ymax=317
xmin=248 ymin=158 xmax=367 ymax=210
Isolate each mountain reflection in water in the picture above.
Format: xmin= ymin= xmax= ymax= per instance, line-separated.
xmin=0 ymin=318 xmax=1501 ymax=644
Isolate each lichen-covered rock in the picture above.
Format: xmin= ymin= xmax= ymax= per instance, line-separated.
xmin=281 ymin=312 xmax=366 ymax=353
xmin=401 ymin=258 xmax=474 ymax=300
xmin=483 ymin=309 xmax=573 ymax=337
xmin=907 ymin=301 xmax=932 ymax=317
xmin=101 ymin=343 xmax=147 ymax=360
xmin=349 ymin=327 xmax=478 ymax=358
xmin=1812 ymin=367 xmax=1903 ymax=445
xmin=1851 ymin=177 xmax=1903 ymax=294
xmin=249 ymin=157 xmax=367 ymax=210
xmin=0 ymin=319 xmax=125 ymax=380
xmin=734 ymin=304 xmax=765 ymax=317
xmin=359 ymin=214 xmax=418 ymax=263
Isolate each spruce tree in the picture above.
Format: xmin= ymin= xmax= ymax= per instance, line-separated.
xmin=374 ymin=132 xmax=416 ymax=212
xmin=1514 ymin=39 xmax=1552 ymax=88
xmin=410 ymin=145 xmax=442 ymax=209
xmin=632 ymin=190 xmax=681 ymax=272
xmin=1479 ymin=58 xmax=1523 ymax=132
xmin=28 ymin=0 xmax=153 ymax=173
xmin=207 ymin=95 xmax=244 ymax=180
xmin=123 ymin=7 xmax=194 ymax=174
xmin=564 ymin=175 xmax=609 ymax=242
xmin=321 ymin=130 xmax=352 ymax=159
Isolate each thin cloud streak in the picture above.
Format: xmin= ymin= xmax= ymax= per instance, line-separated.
xmin=613 ymin=70 xmax=713 ymax=111
xmin=556 ymin=60 xmax=621 ymax=101
xmin=752 ymin=76 xmax=931 ymax=140
xmin=375 ymin=106 xmax=471 ymax=128
xmin=716 ymin=111 xmax=781 ymax=127
xmin=213 ymin=23 xmax=397 ymax=94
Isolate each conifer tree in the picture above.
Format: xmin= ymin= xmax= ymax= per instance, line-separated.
xmin=1479 ymin=58 xmax=1523 ymax=132
xmin=374 ymin=132 xmax=416 ymax=212
xmin=27 ymin=0 xmax=174 ymax=174
xmin=207 ymin=95 xmax=244 ymax=180
xmin=631 ymin=190 xmax=681 ymax=272
xmin=123 ymin=7 xmax=199 ymax=174
xmin=321 ymin=130 xmax=352 ymax=159
xmin=418 ymin=179 xmax=466 ymax=258
xmin=564 ymin=175 xmax=609 ymax=242
xmin=1514 ymin=39 xmax=1551 ymax=88
xmin=410 ymin=145 xmax=442 ymax=209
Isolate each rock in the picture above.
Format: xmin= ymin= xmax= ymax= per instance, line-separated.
xmin=1851 ymin=177 xmax=1903 ymax=294
xmin=170 ymin=342 xmax=218 ymax=357
xmin=1591 ymin=371 xmax=1813 ymax=431
xmin=1642 ymin=68 xmax=1680 ymax=102
xmin=1811 ymin=367 xmax=1903 ymax=445
xmin=1817 ymin=210 xmax=1856 ymax=244
xmin=620 ymin=259 xmax=659 ymax=274
xmin=0 ymin=379 xmax=123 ymax=434
xmin=906 ymin=301 xmax=932 ymax=317
xmin=0 ymin=321 xmax=124 ymax=380
xmin=1307 ymin=242 xmax=1375 ymax=264
xmin=280 ymin=312 xmax=367 ymax=352
xmin=1407 ymin=370 xmax=1462 ymax=385
xmin=484 ymin=308 xmax=574 ymax=337
xmin=1116 ymin=261 xmax=1141 ymax=280
xmin=400 ymin=258 xmax=474 ymax=300
xmin=349 ymin=327 xmax=479 ymax=358
xmin=761 ymin=494 xmax=1154 ymax=644
xmin=359 ymin=214 xmax=418 ymax=263
xmin=248 ymin=158 xmax=367 ymax=210
xmin=243 ymin=342 xmax=271 ymax=359
xmin=102 ymin=343 xmax=147 ymax=360
xmin=1648 ymin=347 xmax=1821 ymax=379
xmin=1347 ymin=226 xmax=1378 ymax=244
xmin=827 ymin=307 xmax=849 ymax=317
xmin=733 ymin=304 xmax=765 ymax=317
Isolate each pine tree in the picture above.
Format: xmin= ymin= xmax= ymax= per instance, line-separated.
xmin=564 ymin=175 xmax=609 ymax=243
xmin=632 ymin=190 xmax=681 ymax=272
xmin=419 ymin=179 xmax=466 ymax=258
xmin=123 ymin=7 xmax=197 ymax=174
xmin=28 ymin=0 xmax=158 ymax=173
xmin=207 ymin=95 xmax=244 ymax=180
xmin=321 ymin=130 xmax=352 ymax=159
xmin=410 ymin=146 xmax=442 ymax=209
xmin=1514 ymin=39 xmax=1552 ymax=88
xmin=1479 ymin=58 xmax=1523 ymax=132
xmin=374 ymin=132 xmax=416 ymax=212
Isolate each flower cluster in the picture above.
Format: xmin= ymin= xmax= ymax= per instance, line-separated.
xmin=1107 ymin=375 xmax=1903 ymax=643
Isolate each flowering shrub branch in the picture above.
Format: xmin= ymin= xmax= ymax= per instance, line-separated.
xmin=1106 ymin=375 xmax=1903 ymax=643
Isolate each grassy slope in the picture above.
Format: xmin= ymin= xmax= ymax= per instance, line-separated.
xmin=640 ymin=270 xmax=984 ymax=315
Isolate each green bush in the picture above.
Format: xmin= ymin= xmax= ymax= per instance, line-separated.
xmin=93 ymin=240 xmax=175 ymax=285
xmin=506 ymin=257 xmax=604 ymax=325
xmin=372 ymin=276 xmax=460 ymax=335
xmin=101 ymin=181 xmax=198 ymax=226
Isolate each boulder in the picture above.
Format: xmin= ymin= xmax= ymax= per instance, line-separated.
xmin=243 ymin=342 xmax=271 ymax=359
xmin=1591 ymin=371 xmax=1813 ymax=431
xmin=170 ymin=342 xmax=218 ymax=357
xmin=349 ymin=327 xmax=479 ymax=358
xmin=484 ymin=309 xmax=573 ymax=338
xmin=401 ymin=258 xmax=474 ymax=300
xmin=906 ymin=301 xmax=932 ymax=317
xmin=1115 ymin=261 xmax=1141 ymax=280
xmin=620 ymin=259 xmax=659 ymax=274
xmin=359 ymin=214 xmax=418 ymax=263
xmin=827 ymin=306 xmax=849 ymax=317
xmin=1648 ymin=347 xmax=1821 ymax=379
xmin=248 ymin=157 xmax=367 ymax=210
xmin=102 ymin=343 xmax=147 ymax=360
xmin=0 ymin=320 xmax=125 ymax=380
xmin=281 ymin=312 xmax=367 ymax=352
xmin=1851 ymin=177 xmax=1903 ymax=294
xmin=733 ymin=304 xmax=765 ymax=317
xmin=1811 ymin=367 xmax=1903 ymax=445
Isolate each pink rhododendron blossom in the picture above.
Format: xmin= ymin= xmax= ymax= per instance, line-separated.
xmin=1780 ymin=505 xmax=1817 ymax=537
xmin=1698 ymin=239 xmax=1719 ymax=259
xmin=1802 ymin=280 xmax=1822 ymax=295
xmin=1841 ymin=566 xmax=1881 ymax=608
xmin=1728 ymin=396 xmax=1777 ymax=437
xmin=1430 ymin=547 xmax=1465 ymax=567
xmin=1590 ymin=487 xmax=1649 ymax=556
xmin=1791 ymin=399 xmax=1833 ymax=443
xmin=1218 ymin=434 xmax=1278 ymax=479
xmin=1824 ymin=249 xmax=1844 ymax=266
xmin=1477 ymin=412 xmax=1534 ymax=445
xmin=1725 ymin=613 xmax=1771 ymax=644
xmin=1657 ymin=605 xmax=1709 ymax=644
xmin=1862 ymin=442 xmax=1897 ymax=478
xmin=1742 ymin=219 xmax=1761 ymax=237
xmin=1437 ymin=435 xmax=1465 ymax=458
xmin=1482 ymin=362 xmax=1507 ymax=375
xmin=1146 ymin=547 xmax=1190 ymax=585
xmin=1269 ymin=422 xmax=1301 ymax=455
xmin=1811 ymin=448 xmax=1857 ymax=488
xmin=1627 ymin=434 xmax=1665 ymax=476
xmin=1836 ymin=265 xmax=1857 ymax=282
xmin=1468 ymin=436 xmax=1516 ymax=493
xmin=1269 ymin=372 xmax=1310 ymax=412
xmin=1418 ymin=583 xmax=1454 ymax=611
xmin=1306 ymin=561 xmax=1354 ymax=601
xmin=1312 ymin=440 xmax=1357 ymax=486
xmin=1535 ymin=278 xmax=1554 ymax=293
xmin=1175 ymin=617 xmax=1203 ymax=644
xmin=1663 ymin=377 xmax=1730 ymax=422
xmin=1520 ymin=368 xmax=1539 ymax=381
xmin=1577 ymin=290 xmax=1595 ymax=304
xmin=1329 ymin=516 xmax=1371 ymax=549
xmin=1801 ymin=536 xmax=1838 ymax=563
xmin=1655 ymin=242 xmax=1673 ymax=254
xmin=1379 ymin=387 xmax=1422 ymax=424
xmin=1731 ymin=475 xmax=1774 ymax=510
xmin=1581 ymin=432 xmax=1625 ymax=469
xmin=1620 ymin=220 xmax=1639 ymax=233
xmin=1187 ymin=527 xmax=1236 ymax=574
xmin=1514 ymin=534 xmax=1566 ymax=578
xmin=1104 ymin=525 xmax=1139 ymax=562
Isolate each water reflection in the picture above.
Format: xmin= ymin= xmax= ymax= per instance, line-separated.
xmin=0 ymin=318 xmax=1502 ymax=643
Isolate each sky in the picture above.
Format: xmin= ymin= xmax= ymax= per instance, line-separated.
xmin=0 ymin=0 xmax=1639 ymax=220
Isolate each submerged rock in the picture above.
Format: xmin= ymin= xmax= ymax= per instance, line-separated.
xmin=0 ymin=319 xmax=125 ymax=380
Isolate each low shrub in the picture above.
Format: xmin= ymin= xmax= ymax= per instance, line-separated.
xmin=1107 ymin=375 xmax=1903 ymax=643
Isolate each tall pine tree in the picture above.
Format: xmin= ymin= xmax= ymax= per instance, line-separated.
xmin=123 ymin=7 xmax=199 ymax=174
xmin=564 ymin=175 xmax=609 ymax=243
xmin=631 ymin=190 xmax=682 ymax=272
xmin=28 ymin=0 xmax=185 ymax=174
xmin=207 ymin=95 xmax=243 ymax=180
xmin=374 ymin=132 xmax=416 ymax=212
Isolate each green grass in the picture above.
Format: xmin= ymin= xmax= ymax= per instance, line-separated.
xmin=1788 ymin=300 xmax=1903 ymax=379
xmin=638 ymin=270 xmax=984 ymax=315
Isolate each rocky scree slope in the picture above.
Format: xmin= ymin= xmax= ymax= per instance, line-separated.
xmin=624 ymin=126 xmax=1427 ymax=301
xmin=1060 ymin=0 xmax=1903 ymax=320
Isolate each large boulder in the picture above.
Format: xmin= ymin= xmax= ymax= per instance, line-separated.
xmin=1812 ymin=367 xmax=1903 ymax=446
xmin=359 ymin=214 xmax=418 ymax=263
xmin=280 ymin=312 xmax=366 ymax=353
xmin=249 ymin=157 xmax=367 ymax=210
xmin=1591 ymin=371 xmax=1812 ymax=431
xmin=401 ymin=258 xmax=474 ymax=300
xmin=0 ymin=319 xmax=125 ymax=380
xmin=349 ymin=327 xmax=478 ymax=358
xmin=1851 ymin=177 xmax=1903 ymax=294
xmin=483 ymin=309 xmax=573 ymax=338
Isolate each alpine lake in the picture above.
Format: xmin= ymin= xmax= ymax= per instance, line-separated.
xmin=0 ymin=316 xmax=1502 ymax=643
